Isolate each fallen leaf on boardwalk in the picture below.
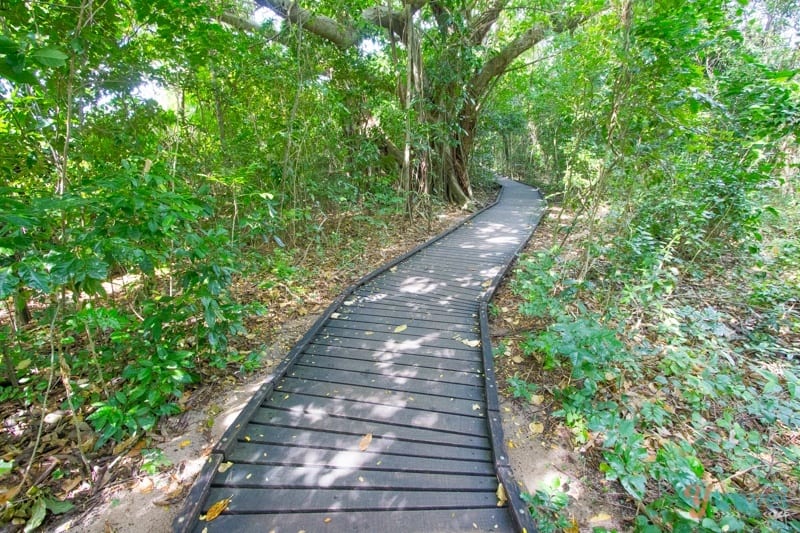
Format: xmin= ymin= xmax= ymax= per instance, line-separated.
xmin=462 ymin=339 xmax=480 ymax=348
xmin=218 ymin=462 xmax=234 ymax=473
xmin=324 ymin=517 xmax=332 ymax=523
xmin=589 ymin=512 xmax=612 ymax=523
xmin=203 ymin=497 xmax=231 ymax=521
xmin=529 ymin=422 xmax=544 ymax=435
xmin=365 ymin=331 xmax=374 ymax=336
xmin=481 ymin=280 xmax=492 ymax=288
xmin=359 ymin=433 xmax=373 ymax=451
xmin=496 ymin=483 xmax=508 ymax=506
xmin=179 ymin=439 xmax=191 ymax=449
xmin=331 ymin=313 xmax=340 ymax=319
xmin=472 ymin=404 xmax=481 ymax=411
xmin=394 ymin=324 xmax=408 ymax=333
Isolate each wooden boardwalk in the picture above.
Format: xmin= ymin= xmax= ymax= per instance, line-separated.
xmin=175 ymin=179 xmax=544 ymax=532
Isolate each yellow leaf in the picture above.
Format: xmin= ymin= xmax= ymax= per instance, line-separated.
xmin=589 ymin=512 xmax=612 ymax=523
xmin=203 ymin=497 xmax=231 ymax=521
xmin=218 ymin=462 xmax=234 ymax=473
xmin=496 ymin=483 xmax=508 ymax=507
xmin=244 ymin=435 xmax=251 ymax=442
xmin=531 ymin=395 xmax=544 ymax=406
xmin=462 ymin=339 xmax=480 ymax=348
xmin=324 ymin=517 xmax=332 ymax=523
xmin=394 ymin=324 xmax=408 ymax=333
xmin=0 ymin=486 xmax=20 ymax=506
xmin=358 ymin=433 xmax=373 ymax=451
xmin=564 ymin=516 xmax=579 ymax=533
xmin=511 ymin=356 xmax=524 ymax=364
xmin=179 ymin=439 xmax=191 ymax=449
xmin=507 ymin=440 xmax=516 ymax=449
xmin=529 ymin=422 xmax=544 ymax=435
xmin=481 ymin=279 xmax=492 ymax=288
xmin=365 ymin=331 xmax=374 ymax=336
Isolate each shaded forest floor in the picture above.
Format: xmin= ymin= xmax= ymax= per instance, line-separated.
xmin=492 ymin=202 xmax=799 ymax=531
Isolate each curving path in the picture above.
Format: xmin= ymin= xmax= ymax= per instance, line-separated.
xmin=174 ymin=179 xmax=544 ymax=533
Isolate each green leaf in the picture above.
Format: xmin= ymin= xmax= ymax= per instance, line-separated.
xmin=0 ymin=266 xmax=18 ymax=299
xmin=24 ymin=498 xmax=47 ymax=533
xmin=0 ymin=61 xmax=38 ymax=85
xmin=0 ymin=459 xmax=12 ymax=476
xmin=44 ymin=497 xmax=74 ymax=515
xmin=31 ymin=47 xmax=69 ymax=67
xmin=0 ymin=35 xmax=17 ymax=55
xmin=18 ymin=263 xmax=51 ymax=294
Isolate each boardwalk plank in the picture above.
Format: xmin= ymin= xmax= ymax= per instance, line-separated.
xmin=327 ymin=314 xmax=476 ymax=332
xmin=202 ymin=487 xmax=498 ymax=513
xmin=304 ymin=344 xmax=483 ymax=373
xmin=191 ymin=508 xmax=514 ymax=533
xmin=285 ymin=365 xmax=484 ymax=400
xmin=318 ymin=325 xmax=480 ymax=351
xmin=297 ymin=353 xmax=483 ymax=386
xmin=212 ymin=464 xmax=498 ymax=490
xmin=225 ymin=443 xmax=495 ymax=473
xmin=274 ymin=377 xmax=486 ymax=415
xmin=239 ymin=422 xmax=491 ymax=461
xmin=249 ymin=408 xmax=490 ymax=448
xmin=264 ymin=393 xmax=488 ymax=436
xmin=311 ymin=336 xmax=482 ymax=361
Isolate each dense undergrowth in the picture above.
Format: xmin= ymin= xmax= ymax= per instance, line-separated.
xmin=504 ymin=188 xmax=799 ymax=531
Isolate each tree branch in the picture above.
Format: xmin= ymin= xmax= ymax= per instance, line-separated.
xmin=469 ymin=0 xmax=509 ymax=45
xmin=254 ymin=0 xmax=361 ymax=49
xmin=469 ymin=12 xmax=591 ymax=100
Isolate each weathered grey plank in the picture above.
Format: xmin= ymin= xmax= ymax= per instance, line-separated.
xmin=310 ymin=336 xmax=482 ymax=361
xmin=239 ymin=422 xmax=491 ymax=460
xmin=304 ymin=344 xmax=483 ymax=373
xmin=225 ymin=442 xmax=495 ymax=473
xmin=297 ymin=353 xmax=483 ymax=386
xmin=249 ymin=407 xmax=490 ymax=448
xmin=264 ymin=393 xmax=488 ymax=436
xmin=318 ymin=325 xmax=481 ymax=351
xmin=326 ymin=314 xmax=476 ymax=332
xmin=212 ymin=464 xmax=498 ymax=491
xmin=202 ymin=487 xmax=499 ymax=514
xmin=191 ymin=508 xmax=514 ymax=533
xmin=274 ymin=377 xmax=486 ymax=416
xmin=285 ymin=365 xmax=484 ymax=401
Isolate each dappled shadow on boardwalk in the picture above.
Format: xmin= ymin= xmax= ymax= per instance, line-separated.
xmin=175 ymin=179 xmax=543 ymax=532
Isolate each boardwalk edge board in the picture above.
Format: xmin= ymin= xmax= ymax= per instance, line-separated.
xmin=478 ymin=187 xmax=545 ymax=533
xmin=173 ymin=179 xmax=544 ymax=533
